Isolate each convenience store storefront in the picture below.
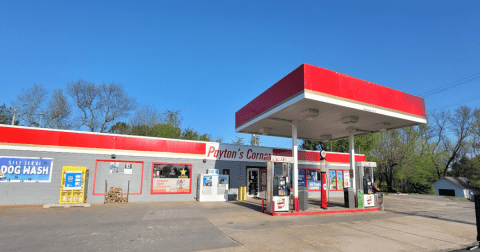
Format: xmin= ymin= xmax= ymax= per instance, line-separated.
xmin=0 ymin=124 xmax=364 ymax=205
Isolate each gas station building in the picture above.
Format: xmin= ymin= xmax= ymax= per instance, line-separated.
xmin=0 ymin=64 xmax=426 ymax=209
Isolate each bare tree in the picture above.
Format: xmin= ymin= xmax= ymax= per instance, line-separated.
xmin=441 ymin=106 xmax=476 ymax=177
xmin=67 ymin=79 xmax=137 ymax=132
xmin=67 ymin=79 xmax=100 ymax=131
xmin=13 ymin=83 xmax=71 ymax=128
xmin=46 ymin=89 xmax=72 ymax=129
xmin=473 ymin=109 xmax=480 ymax=156
xmin=98 ymin=82 xmax=137 ymax=132
xmin=130 ymin=105 xmax=162 ymax=127
xmin=426 ymin=111 xmax=449 ymax=179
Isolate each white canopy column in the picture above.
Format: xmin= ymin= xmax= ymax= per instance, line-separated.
xmin=349 ymin=131 xmax=356 ymax=192
xmin=292 ymin=123 xmax=299 ymax=211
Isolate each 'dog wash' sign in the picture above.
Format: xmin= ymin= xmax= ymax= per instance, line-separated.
xmin=0 ymin=157 xmax=53 ymax=182
xmin=206 ymin=143 xmax=272 ymax=162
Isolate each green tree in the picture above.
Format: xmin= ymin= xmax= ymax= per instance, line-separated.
xmin=0 ymin=104 xmax=18 ymax=125
xmin=250 ymin=134 xmax=260 ymax=146
xmin=109 ymin=122 xmax=131 ymax=134
xmin=232 ymin=136 xmax=244 ymax=145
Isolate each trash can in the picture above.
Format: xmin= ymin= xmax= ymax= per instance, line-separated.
xmin=298 ymin=186 xmax=309 ymax=211
xmin=344 ymin=187 xmax=355 ymax=208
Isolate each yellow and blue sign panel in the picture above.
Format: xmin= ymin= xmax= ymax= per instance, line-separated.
xmin=59 ymin=166 xmax=88 ymax=204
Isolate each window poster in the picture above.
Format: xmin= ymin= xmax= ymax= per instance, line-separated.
xmin=124 ymin=163 xmax=133 ymax=174
xmin=290 ymin=169 xmax=306 ymax=187
xmin=307 ymin=170 xmax=320 ymax=190
xmin=344 ymin=171 xmax=350 ymax=188
xmin=329 ymin=170 xmax=336 ymax=190
xmin=110 ymin=162 xmax=118 ymax=174
xmin=337 ymin=171 xmax=343 ymax=190
xmin=152 ymin=164 xmax=191 ymax=194
xmin=260 ymin=169 xmax=267 ymax=190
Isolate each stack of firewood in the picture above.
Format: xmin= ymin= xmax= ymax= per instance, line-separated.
xmin=105 ymin=187 xmax=127 ymax=203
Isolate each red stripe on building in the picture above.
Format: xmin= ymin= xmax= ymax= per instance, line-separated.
xmin=0 ymin=126 xmax=206 ymax=155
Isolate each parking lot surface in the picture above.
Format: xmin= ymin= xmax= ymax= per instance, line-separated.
xmin=0 ymin=195 xmax=477 ymax=252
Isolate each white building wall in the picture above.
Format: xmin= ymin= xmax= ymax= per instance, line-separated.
xmin=433 ymin=179 xmax=465 ymax=198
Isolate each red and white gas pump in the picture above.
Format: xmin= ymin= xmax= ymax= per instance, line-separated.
xmin=319 ymin=151 xmax=329 ymax=209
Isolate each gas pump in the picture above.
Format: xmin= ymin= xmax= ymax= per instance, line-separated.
xmin=264 ymin=155 xmax=293 ymax=213
xmin=319 ymin=151 xmax=329 ymax=209
xmin=355 ymin=162 xmax=377 ymax=208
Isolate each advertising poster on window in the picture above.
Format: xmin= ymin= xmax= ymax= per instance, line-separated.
xmin=152 ymin=164 xmax=191 ymax=194
xmin=260 ymin=169 xmax=267 ymax=190
xmin=337 ymin=171 xmax=343 ymax=190
xmin=110 ymin=162 xmax=118 ymax=174
xmin=124 ymin=163 xmax=133 ymax=174
xmin=0 ymin=157 xmax=53 ymax=183
xmin=307 ymin=170 xmax=320 ymax=190
xmin=329 ymin=170 xmax=336 ymax=190
xmin=290 ymin=169 xmax=306 ymax=187
xmin=344 ymin=171 xmax=350 ymax=187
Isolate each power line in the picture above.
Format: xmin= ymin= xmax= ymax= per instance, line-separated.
xmin=419 ymin=72 xmax=480 ymax=97
xmin=428 ymin=94 xmax=480 ymax=112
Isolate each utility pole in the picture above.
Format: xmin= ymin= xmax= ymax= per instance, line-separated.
xmin=11 ymin=109 xmax=16 ymax=125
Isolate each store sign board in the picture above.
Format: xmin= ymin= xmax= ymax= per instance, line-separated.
xmin=64 ymin=171 xmax=83 ymax=190
xmin=206 ymin=143 xmax=272 ymax=161
xmin=152 ymin=178 xmax=190 ymax=193
xmin=268 ymin=155 xmax=294 ymax=163
xmin=0 ymin=157 xmax=53 ymax=182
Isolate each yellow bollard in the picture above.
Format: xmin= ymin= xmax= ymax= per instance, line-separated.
xmin=238 ymin=186 xmax=247 ymax=201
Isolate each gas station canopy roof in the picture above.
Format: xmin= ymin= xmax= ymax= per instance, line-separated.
xmin=235 ymin=64 xmax=427 ymax=141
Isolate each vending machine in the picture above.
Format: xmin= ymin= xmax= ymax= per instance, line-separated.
xmin=197 ymin=169 xmax=229 ymax=202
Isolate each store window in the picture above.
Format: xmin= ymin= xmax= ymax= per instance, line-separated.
xmin=151 ymin=163 xmax=192 ymax=194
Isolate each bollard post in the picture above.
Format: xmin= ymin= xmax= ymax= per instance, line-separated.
xmin=379 ymin=193 xmax=384 ymax=211
xmin=127 ymin=180 xmax=130 ymax=203
xmin=475 ymin=195 xmax=480 ymax=244
xmin=262 ymin=198 xmax=264 ymax=213
xmin=104 ymin=180 xmax=107 ymax=204
xmin=469 ymin=195 xmax=480 ymax=250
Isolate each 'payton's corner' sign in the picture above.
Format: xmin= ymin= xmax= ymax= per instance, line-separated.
xmin=0 ymin=157 xmax=53 ymax=182
xmin=206 ymin=143 xmax=272 ymax=162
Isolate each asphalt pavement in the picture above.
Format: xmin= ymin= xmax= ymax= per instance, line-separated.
xmin=0 ymin=195 xmax=477 ymax=252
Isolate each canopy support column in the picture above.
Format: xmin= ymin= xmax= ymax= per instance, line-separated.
xmin=292 ymin=123 xmax=299 ymax=212
xmin=349 ymin=131 xmax=356 ymax=193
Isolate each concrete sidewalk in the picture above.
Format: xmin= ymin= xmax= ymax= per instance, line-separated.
xmin=0 ymin=195 xmax=477 ymax=252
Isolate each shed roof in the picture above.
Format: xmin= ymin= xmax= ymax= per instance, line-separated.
xmin=435 ymin=176 xmax=471 ymax=189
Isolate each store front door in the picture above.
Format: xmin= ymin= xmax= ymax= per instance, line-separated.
xmin=246 ymin=168 xmax=259 ymax=197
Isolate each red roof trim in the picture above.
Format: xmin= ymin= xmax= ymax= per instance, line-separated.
xmin=235 ymin=64 xmax=305 ymax=128
xmin=0 ymin=126 xmax=205 ymax=155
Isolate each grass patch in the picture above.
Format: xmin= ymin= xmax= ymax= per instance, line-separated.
xmin=444 ymin=196 xmax=471 ymax=202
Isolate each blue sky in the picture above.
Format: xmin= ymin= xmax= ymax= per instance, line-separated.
xmin=1 ymin=1 xmax=479 ymax=148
